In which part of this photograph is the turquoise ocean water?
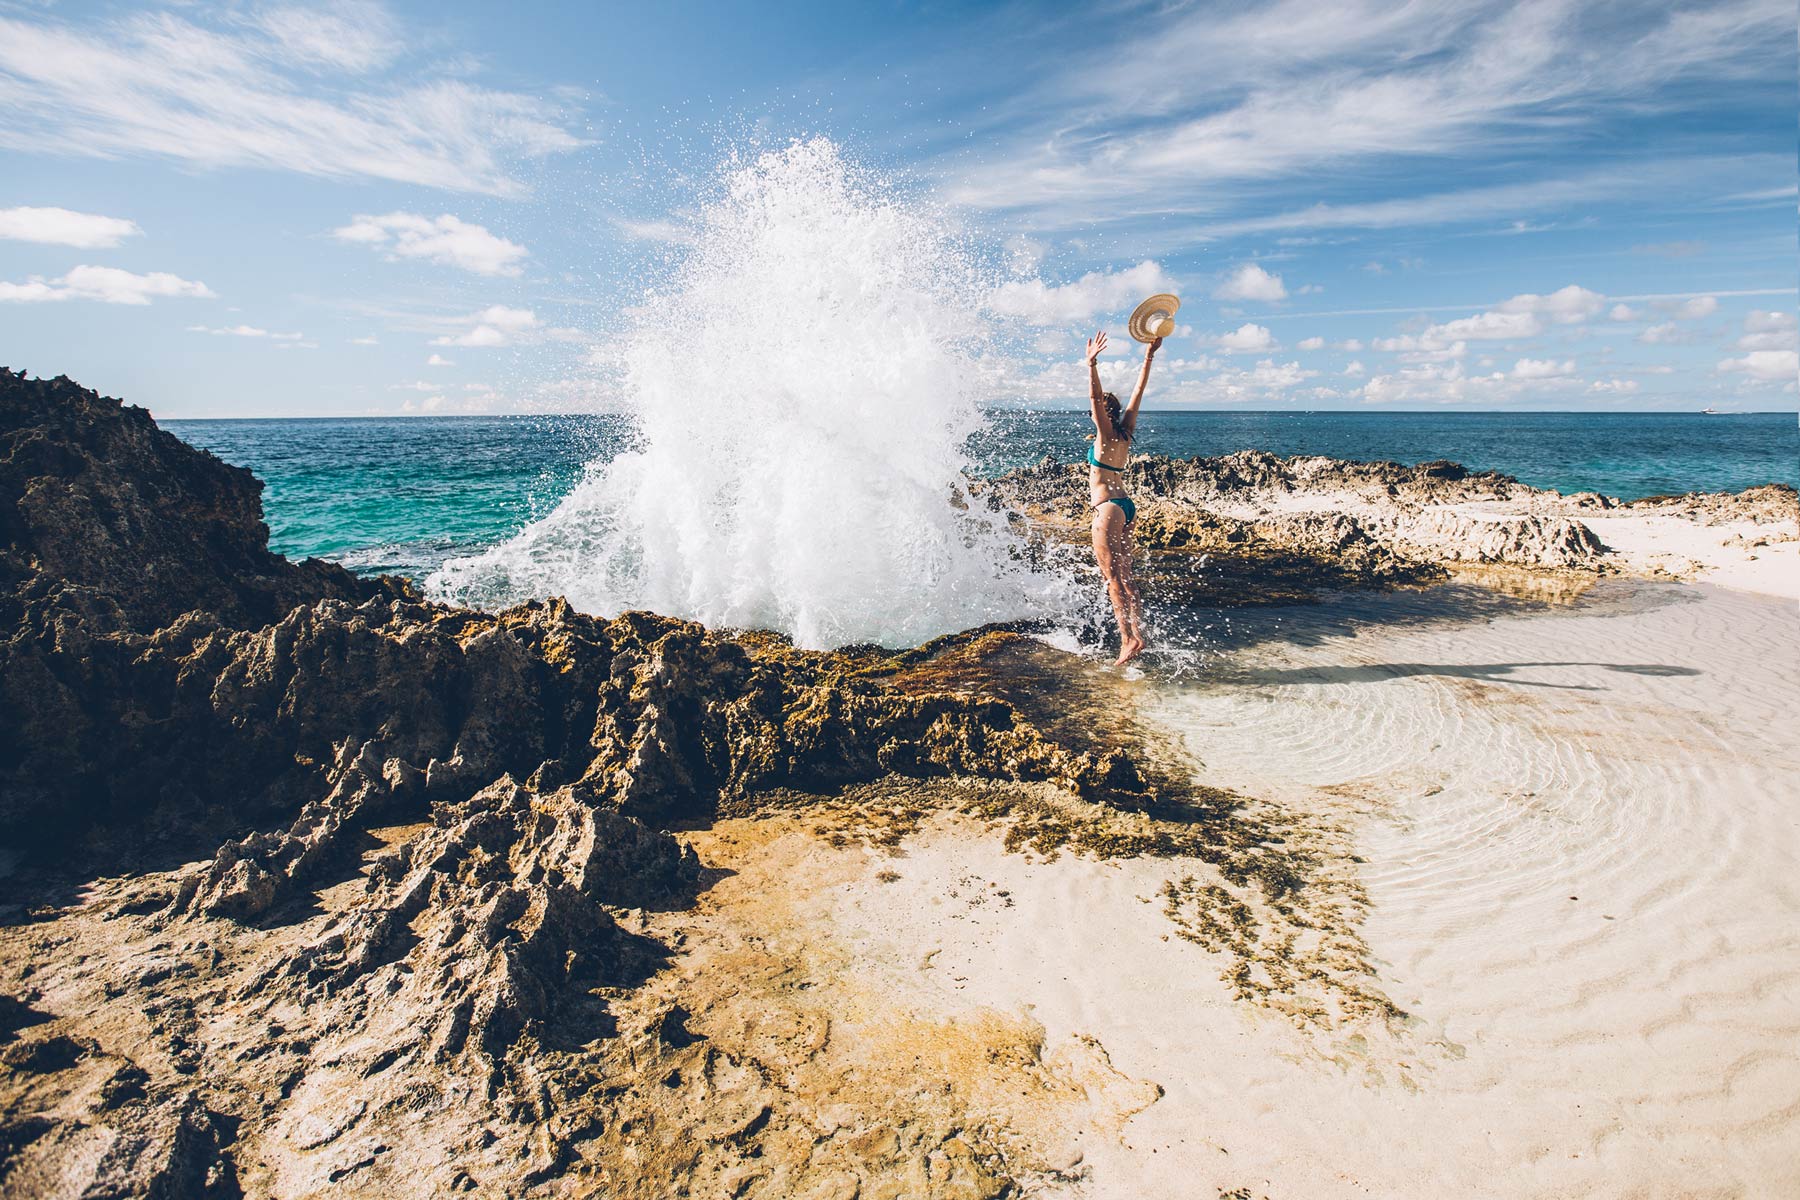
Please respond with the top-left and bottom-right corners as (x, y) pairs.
(165, 411), (1798, 581)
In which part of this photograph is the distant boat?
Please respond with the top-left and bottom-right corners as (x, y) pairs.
(1700, 405), (1719, 414)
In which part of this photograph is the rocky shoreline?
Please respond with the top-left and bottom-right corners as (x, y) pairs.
(2, 368), (1792, 1198)
(982, 448), (1796, 605)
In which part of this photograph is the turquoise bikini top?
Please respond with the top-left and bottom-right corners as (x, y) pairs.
(1086, 443), (1128, 472)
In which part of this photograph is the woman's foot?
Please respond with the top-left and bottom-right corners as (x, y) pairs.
(1114, 635), (1145, 666)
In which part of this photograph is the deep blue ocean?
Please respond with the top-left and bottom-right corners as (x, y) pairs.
(165, 410), (1799, 581)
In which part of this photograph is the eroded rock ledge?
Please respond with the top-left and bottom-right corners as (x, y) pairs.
(983, 449), (1796, 602)
(1, 372), (1224, 1198)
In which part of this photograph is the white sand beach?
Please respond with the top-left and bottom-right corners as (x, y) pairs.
(1575, 511), (1799, 598)
(666, 579), (1800, 1198)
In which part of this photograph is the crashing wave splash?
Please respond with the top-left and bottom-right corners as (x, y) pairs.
(428, 137), (1076, 649)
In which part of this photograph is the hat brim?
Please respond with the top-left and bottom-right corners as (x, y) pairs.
(1128, 293), (1181, 343)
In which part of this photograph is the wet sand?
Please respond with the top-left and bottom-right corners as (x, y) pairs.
(672, 580), (1800, 1197)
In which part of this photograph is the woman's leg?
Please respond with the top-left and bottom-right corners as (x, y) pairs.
(1115, 521), (1147, 661)
(1092, 504), (1143, 664)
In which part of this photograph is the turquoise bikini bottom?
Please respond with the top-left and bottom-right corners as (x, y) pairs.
(1097, 496), (1136, 523)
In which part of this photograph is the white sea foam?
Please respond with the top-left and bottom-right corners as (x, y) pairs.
(428, 138), (1076, 648)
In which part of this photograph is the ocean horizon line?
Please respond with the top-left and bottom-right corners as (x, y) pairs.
(156, 407), (1800, 423)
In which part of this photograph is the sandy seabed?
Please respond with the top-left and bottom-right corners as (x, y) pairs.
(668, 580), (1800, 1199)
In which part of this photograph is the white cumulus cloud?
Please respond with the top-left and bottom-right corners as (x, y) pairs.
(1151, 358), (1316, 404)
(1297, 336), (1325, 350)
(1745, 309), (1797, 333)
(1361, 360), (1516, 405)
(430, 305), (538, 348)
(990, 261), (1176, 326)
(1436, 311), (1541, 340)
(1496, 284), (1605, 325)
(334, 212), (527, 276)
(0, 205), (140, 248)
(1374, 285), (1609, 358)
(1212, 263), (1287, 302)
(0, 264), (214, 305)
(1436, 311), (1541, 341)
(1737, 310), (1797, 351)
(1213, 323), (1276, 353)
(446, 326), (507, 348)
(1228, 360), (1311, 388)
(1716, 350), (1798, 383)
(1511, 358), (1574, 379)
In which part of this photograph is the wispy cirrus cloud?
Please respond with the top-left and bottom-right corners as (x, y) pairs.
(251, 1), (402, 74)
(944, 0), (1793, 233)
(0, 5), (585, 196)
(1178, 158), (1789, 242)
(0, 205), (141, 248)
(188, 323), (303, 339)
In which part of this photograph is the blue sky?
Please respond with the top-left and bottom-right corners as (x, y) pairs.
(0, 0), (1794, 417)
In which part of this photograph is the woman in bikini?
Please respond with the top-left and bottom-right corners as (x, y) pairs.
(1083, 329), (1159, 665)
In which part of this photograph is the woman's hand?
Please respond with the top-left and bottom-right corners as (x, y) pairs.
(1085, 331), (1108, 364)
(1146, 336), (1163, 357)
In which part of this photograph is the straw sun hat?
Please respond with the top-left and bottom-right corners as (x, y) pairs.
(1127, 293), (1180, 343)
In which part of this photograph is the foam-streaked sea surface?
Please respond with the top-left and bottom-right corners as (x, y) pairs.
(165, 410), (1797, 582)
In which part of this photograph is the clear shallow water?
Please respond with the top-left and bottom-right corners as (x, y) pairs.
(165, 414), (624, 578)
(165, 408), (1785, 586)
(165, 410), (1798, 582)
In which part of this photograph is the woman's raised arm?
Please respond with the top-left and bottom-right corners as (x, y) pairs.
(1123, 336), (1162, 433)
(1085, 330), (1109, 431)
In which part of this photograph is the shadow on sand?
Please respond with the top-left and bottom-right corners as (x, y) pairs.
(1229, 659), (1701, 691)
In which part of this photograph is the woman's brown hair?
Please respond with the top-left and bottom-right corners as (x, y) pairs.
(1101, 391), (1128, 441)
